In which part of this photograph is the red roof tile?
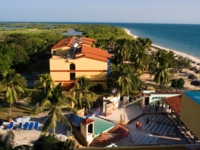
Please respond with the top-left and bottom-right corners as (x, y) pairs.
(84, 53), (108, 62)
(163, 96), (182, 116)
(82, 45), (111, 58)
(51, 38), (71, 50)
(83, 37), (96, 42)
(81, 118), (94, 125)
(51, 36), (110, 62)
(51, 36), (95, 50)
(79, 45), (111, 62)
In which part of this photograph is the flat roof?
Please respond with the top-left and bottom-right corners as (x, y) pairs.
(184, 91), (200, 105)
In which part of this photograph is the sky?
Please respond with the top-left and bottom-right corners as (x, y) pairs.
(1, 0), (200, 24)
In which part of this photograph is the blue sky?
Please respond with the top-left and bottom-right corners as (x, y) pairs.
(1, 0), (200, 24)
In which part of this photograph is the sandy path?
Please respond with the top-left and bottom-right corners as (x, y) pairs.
(140, 71), (200, 91)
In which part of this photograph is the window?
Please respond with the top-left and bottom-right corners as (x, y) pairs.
(70, 73), (75, 80)
(88, 123), (93, 134)
(70, 63), (76, 80)
(70, 63), (75, 70)
(52, 50), (56, 55)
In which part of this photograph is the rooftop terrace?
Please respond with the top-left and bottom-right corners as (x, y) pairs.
(184, 91), (200, 105)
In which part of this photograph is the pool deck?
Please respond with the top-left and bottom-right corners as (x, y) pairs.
(97, 105), (199, 147)
(99, 105), (143, 124)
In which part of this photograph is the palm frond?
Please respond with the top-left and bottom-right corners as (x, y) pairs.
(1, 130), (15, 150)
(14, 85), (25, 94)
(41, 112), (56, 135)
(56, 112), (72, 132)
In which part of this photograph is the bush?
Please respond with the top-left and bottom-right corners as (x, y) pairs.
(177, 78), (185, 88)
(171, 78), (185, 89)
(33, 134), (75, 150)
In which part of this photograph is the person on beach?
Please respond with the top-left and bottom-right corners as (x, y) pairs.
(139, 122), (143, 130)
(146, 117), (149, 124)
(136, 120), (139, 129)
(123, 131), (128, 138)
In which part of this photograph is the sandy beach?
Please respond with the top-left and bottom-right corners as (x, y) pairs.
(124, 28), (200, 64)
(124, 28), (200, 91)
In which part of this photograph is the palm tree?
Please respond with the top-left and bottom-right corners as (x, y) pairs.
(0, 69), (16, 85)
(136, 37), (152, 51)
(110, 64), (141, 95)
(114, 39), (132, 64)
(131, 49), (150, 74)
(153, 49), (175, 87)
(93, 39), (107, 49)
(5, 83), (25, 118)
(0, 130), (15, 150)
(0, 69), (26, 119)
(32, 84), (76, 135)
(34, 73), (54, 94)
(70, 76), (95, 111)
(154, 66), (171, 87)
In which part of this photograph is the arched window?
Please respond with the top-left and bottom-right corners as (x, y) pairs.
(70, 63), (75, 70)
(70, 63), (76, 80)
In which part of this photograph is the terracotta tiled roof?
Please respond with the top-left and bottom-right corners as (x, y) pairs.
(82, 45), (111, 58)
(82, 40), (94, 45)
(51, 36), (95, 50)
(83, 37), (96, 42)
(81, 118), (94, 125)
(154, 90), (182, 94)
(84, 53), (108, 62)
(79, 45), (111, 62)
(51, 38), (71, 50)
(163, 96), (182, 116)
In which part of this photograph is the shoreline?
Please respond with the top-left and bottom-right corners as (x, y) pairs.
(124, 28), (200, 64)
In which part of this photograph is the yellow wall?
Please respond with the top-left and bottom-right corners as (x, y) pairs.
(180, 93), (200, 139)
(50, 57), (108, 89)
(50, 57), (107, 71)
(52, 46), (70, 56)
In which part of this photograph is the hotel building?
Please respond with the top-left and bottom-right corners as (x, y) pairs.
(50, 36), (111, 90)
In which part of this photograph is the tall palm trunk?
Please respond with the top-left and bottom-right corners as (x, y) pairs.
(53, 128), (56, 135)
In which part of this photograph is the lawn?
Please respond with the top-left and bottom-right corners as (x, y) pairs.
(0, 103), (32, 121)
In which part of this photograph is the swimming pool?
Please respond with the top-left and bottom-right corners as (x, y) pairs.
(91, 117), (115, 136)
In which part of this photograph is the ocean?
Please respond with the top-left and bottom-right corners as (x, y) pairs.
(1, 22), (200, 59)
(101, 23), (200, 59)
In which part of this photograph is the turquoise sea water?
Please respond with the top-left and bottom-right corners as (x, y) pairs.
(1, 22), (200, 59)
(108, 23), (200, 59)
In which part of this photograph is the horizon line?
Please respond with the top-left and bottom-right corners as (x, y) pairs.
(0, 21), (200, 25)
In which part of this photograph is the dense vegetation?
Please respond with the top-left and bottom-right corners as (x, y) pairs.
(0, 23), (192, 149)
(0, 23), (131, 75)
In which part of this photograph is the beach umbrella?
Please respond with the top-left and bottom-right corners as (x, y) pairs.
(190, 80), (200, 88)
(190, 67), (196, 71)
(188, 74), (198, 80)
(195, 70), (200, 74)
